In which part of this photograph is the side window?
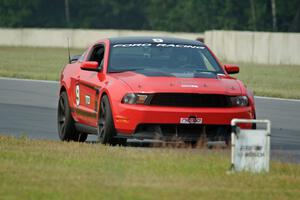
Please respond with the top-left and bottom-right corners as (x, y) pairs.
(78, 50), (87, 62)
(199, 48), (223, 72)
(201, 54), (215, 71)
(88, 44), (105, 68)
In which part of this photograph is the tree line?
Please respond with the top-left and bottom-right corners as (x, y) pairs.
(0, 0), (299, 32)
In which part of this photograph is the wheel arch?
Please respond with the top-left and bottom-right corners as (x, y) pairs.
(59, 83), (72, 106)
(58, 84), (76, 120)
(59, 85), (67, 94)
(97, 90), (116, 120)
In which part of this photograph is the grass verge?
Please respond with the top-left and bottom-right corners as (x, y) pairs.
(0, 135), (300, 200)
(0, 46), (82, 80)
(0, 46), (299, 99)
(234, 63), (300, 99)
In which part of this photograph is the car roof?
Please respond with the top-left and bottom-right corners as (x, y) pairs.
(108, 36), (204, 46)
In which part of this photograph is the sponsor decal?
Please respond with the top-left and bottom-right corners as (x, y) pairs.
(113, 43), (205, 49)
(180, 116), (202, 124)
(152, 38), (164, 43)
(181, 84), (199, 88)
(75, 85), (80, 106)
(85, 95), (91, 105)
(238, 145), (265, 157)
(113, 43), (152, 48)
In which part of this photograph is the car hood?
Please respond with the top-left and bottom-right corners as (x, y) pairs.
(110, 72), (242, 95)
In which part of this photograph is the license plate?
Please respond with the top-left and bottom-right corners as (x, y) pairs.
(180, 117), (202, 124)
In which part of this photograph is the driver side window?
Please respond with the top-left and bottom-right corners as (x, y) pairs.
(88, 44), (105, 69)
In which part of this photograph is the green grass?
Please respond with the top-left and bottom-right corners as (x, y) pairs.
(0, 46), (82, 80)
(0, 46), (299, 99)
(0, 136), (300, 200)
(234, 63), (300, 99)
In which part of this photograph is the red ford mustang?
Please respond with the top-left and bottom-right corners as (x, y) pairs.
(57, 37), (255, 145)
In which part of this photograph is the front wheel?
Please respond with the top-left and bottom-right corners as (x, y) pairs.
(98, 95), (117, 145)
(97, 95), (126, 145)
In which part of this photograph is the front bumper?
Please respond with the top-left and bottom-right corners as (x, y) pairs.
(113, 102), (254, 135)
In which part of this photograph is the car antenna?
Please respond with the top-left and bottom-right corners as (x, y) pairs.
(67, 37), (71, 64)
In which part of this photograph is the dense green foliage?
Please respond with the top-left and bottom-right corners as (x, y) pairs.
(0, 0), (299, 32)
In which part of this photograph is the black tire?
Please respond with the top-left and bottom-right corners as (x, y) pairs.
(98, 95), (126, 145)
(57, 91), (87, 142)
(252, 112), (257, 129)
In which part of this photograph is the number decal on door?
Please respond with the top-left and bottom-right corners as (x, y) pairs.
(75, 85), (80, 106)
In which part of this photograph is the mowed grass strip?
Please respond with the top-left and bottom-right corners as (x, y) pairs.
(0, 46), (300, 99)
(0, 136), (299, 200)
(234, 63), (300, 99)
(0, 46), (82, 80)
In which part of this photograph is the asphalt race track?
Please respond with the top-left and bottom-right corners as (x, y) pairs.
(0, 77), (300, 163)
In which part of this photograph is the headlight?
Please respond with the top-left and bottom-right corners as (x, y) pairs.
(121, 93), (148, 104)
(230, 96), (249, 107)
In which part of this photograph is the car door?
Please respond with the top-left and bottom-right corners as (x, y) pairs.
(75, 43), (106, 127)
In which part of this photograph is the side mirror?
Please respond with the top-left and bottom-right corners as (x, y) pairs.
(224, 64), (239, 74)
(80, 61), (99, 71)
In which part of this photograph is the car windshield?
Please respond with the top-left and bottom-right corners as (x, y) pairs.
(108, 43), (224, 78)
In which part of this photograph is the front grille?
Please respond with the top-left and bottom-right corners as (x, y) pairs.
(148, 93), (230, 107)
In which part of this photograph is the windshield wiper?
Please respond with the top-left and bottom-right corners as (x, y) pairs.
(195, 70), (226, 75)
(195, 70), (217, 74)
(109, 68), (142, 73)
(193, 70), (222, 78)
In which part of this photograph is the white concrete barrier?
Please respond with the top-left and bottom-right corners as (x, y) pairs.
(0, 28), (203, 49)
(2, 28), (298, 65)
(204, 30), (300, 65)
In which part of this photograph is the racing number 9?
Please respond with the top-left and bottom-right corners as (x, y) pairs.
(75, 85), (80, 106)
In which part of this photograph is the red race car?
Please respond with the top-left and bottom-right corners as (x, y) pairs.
(57, 37), (255, 145)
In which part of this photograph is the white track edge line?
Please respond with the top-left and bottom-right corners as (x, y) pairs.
(254, 96), (300, 102)
(0, 77), (58, 83)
